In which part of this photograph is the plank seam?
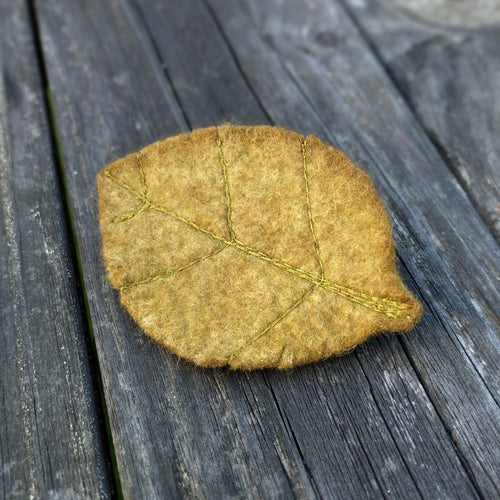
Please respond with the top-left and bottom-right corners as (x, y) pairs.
(396, 257), (489, 499)
(200, 0), (274, 123)
(262, 376), (324, 499)
(26, 1), (121, 497)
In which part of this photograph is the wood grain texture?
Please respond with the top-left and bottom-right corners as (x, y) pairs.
(202, 0), (500, 495)
(341, 0), (500, 240)
(33, 0), (498, 498)
(0, 2), (112, 498)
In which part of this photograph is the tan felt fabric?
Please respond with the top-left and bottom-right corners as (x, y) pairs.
(97, 124), (423, 370)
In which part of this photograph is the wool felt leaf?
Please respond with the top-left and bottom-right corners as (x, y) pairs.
(97, 124), (423, 370)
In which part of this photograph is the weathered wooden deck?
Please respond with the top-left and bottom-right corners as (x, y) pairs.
(1, 0), (499, 498)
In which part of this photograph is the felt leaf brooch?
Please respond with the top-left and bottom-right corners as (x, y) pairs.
(97, 124), (423, 369)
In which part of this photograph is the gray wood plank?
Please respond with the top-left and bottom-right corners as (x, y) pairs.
(35, 0), (493, 498)
(199, 0), (500, 495)
(0, 2), (113, 498)
(341, 0), (500, 240)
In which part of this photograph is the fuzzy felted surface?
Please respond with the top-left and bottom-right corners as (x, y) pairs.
(97, 124), (423, 370)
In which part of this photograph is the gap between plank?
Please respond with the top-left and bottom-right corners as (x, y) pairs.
(395, 257), (492, 499)
(200, 0), (274, 124)
(354, 354), (426, 498)
(124, 0), (192, 130)
(262, 377), (325, 499)
(26, 1), (122, 497)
